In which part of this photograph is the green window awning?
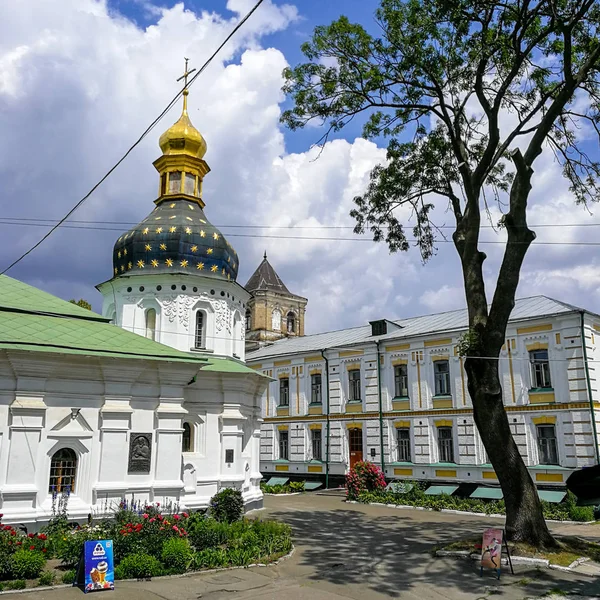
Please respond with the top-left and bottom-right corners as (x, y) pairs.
(538, 490), (566, 503)
(265, 477), (289, 486)
(425, 485), (458, 496)
(470, 487), (503, 500)
(304, 481), (323, 491)
(386, 482), (414, 494)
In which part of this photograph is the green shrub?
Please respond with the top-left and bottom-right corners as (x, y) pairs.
(288, 481), (305, 493)
(161, 537), (192, 574)
(210, 489), (244, 523)
(37, 571), (55, 586)
(189, 517), (230, 550)
(115, 553), (163, 579)
(55, 528), (97, 567)
(569, 505), (595, 522)
(193, 548), (229, 570)
(10, 549), (46, 579)
(61, 569), (76, 584)
(4, 579), (26, 590)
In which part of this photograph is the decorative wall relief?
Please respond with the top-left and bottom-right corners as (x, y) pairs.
(178, 296), (195, 331)
(215, 301), (231, 334)
(128, 433), (152, 473)
(161, 296), (178, 324)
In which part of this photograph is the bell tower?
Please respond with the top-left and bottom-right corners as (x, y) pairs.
(244, 252), (307, 352)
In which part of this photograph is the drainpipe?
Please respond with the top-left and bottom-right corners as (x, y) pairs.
(580, 311), (600, 464)
(321, 349), (331, 488)
(376, 341), (385, 475)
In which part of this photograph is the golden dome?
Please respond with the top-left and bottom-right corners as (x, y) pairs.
(158, 90), (207, 159)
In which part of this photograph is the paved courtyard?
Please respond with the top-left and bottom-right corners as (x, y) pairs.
(6, 492), (600, 599)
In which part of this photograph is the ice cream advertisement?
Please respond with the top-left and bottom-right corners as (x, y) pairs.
(82, 540), (115, 593)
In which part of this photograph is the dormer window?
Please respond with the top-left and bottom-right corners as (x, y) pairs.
(169, 171), (182, 194)
(184, 173), (196, 196)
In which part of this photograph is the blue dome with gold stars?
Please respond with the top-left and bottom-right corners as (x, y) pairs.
(111, 64), (238, 282)
(112, 199), (238, 281)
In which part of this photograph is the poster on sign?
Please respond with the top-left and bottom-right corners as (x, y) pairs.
(481, 528), (503, 569)
(78, 540), (115, 593)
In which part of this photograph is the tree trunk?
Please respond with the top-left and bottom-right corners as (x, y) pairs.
(464, 355), (557, 547)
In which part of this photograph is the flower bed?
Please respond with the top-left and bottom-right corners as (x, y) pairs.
(0, 489), (293, 590)
(353, 482), (596, 522)
(260, 481), (305, 495)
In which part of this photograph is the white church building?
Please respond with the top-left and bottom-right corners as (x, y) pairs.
(0, 82), (268, 526)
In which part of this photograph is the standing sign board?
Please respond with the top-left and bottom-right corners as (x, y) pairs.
(76, 540), (115, 593)
(480, 528), (513, 579)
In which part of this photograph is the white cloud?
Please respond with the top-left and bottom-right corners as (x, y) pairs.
(419, 285), (465, 313)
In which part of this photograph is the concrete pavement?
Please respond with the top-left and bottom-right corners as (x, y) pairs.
(5, 492), (600, 599)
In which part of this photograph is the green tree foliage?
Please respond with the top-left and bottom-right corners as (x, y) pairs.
(69, 299), (92, 311)
(282, 0), (600, 547)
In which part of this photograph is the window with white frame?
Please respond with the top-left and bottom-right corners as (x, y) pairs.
(311, 429), (322, 461)
(530, 350), (552, 389)
(279, 430), (289, 460)
(311, 373), (322, 404)
(394, 364), (409, 397)
(397, 428), (411, 462)
(348, 369), (361, 401)
(537, 425), (559, 465)
(279, 377), (290, 406)
(434, 360), (451, 396)
(145, 308), (156, 341)
(49, 448), (78, 494)
(182, 422), (193, 453)
(194, 311), (205, 349)
(437, 426), (455, 463)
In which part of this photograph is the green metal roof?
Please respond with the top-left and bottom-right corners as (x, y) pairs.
(304, 481), (323, 490)
(265, 477), (289, 486)
(0, 275), (108, 321)
(425, 485), (458, 496)
(199, 356), (270, 376)
(538, 490), (566, 503)
(470, 487), (504, 500)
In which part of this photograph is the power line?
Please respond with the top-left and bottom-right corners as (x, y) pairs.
(0, 0), (265, 276)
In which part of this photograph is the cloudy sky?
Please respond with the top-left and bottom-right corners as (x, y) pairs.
(1, 0), (600, 334)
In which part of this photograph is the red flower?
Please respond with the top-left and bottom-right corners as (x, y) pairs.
(28, 533), (34, 538)
(10, 531), (16, 536)
(16, 541), (21, 545)
(159, 527), (164, 531)
(42, 548), (47, 553)
(156, 502), (160, 507)
(0, 514), (3, 518)
(157, 515), (163, 522)
(37, 534), (47, 540)
(172, 525), (179, 532)
(29, 545), (35, 550)
(142, 513), (149, 519)
(149, 518), (155, 523)
(182, 512), (189, 518)
(173, 514), (180, 521)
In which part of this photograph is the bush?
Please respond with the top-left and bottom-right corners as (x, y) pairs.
(10, 549), (46, 580)
(4, 579), (26, 590)
(345, 462), (386, 500)
(161, 537), (192, 573)
(114, 553), (163, 580)
(55, 528), (98, 567)
(568, 505), (595, 522)
(210, 489), (244, 523)
(288, 481), (305, 493)
(188, 517), (230, 550)
(61, 569), (76, 584)
(193, 548), (229, 570)
(37, 571), (55, 586)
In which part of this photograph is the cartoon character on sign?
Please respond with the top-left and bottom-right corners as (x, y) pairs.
(482, 538), (500, 567)
(481, 528), (503, 570)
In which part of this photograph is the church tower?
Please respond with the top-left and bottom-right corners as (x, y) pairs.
(97, 61), (248, 360)
(244, 252), (308, 352)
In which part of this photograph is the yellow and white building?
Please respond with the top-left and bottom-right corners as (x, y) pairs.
(246, 296), (600, 493)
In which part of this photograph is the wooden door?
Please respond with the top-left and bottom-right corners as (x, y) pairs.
(349, 428), (363, 469)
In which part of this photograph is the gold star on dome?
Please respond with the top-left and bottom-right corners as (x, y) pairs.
(186, 216), (193, 221)
(156, 227), (163, 233)
(151, 259), (159, 268)
(227, 256), (231, 263)
(117, 237), (123, 243)
(188, 205), (195, 211)
(160, 243), (167, 250)
(213, 232), (219, 240)
(166, 258), (173, 267)
(185, 227), (192, 234)
(117, 251), (121, 259)
(142, 227), (149, 235)
(197, 262), (204, 270)
(127, 261), (132, 270)
(169, 215), (176, 220)
(180, 259), (188, 267)
(200, 230), (206, 237)
(207, 248), (213, 255)
(155, 217), (162, 220)
(169, 226), (177, 233)
(120, 265), (125, 273)
(123, 248), (128, 256)
(113, 267), (117, 275)
(227, 273), (231, 280)
(191, 245), (198, 253)
(170, 203), (176, 208)
(211, 265), (218, 272)
(145, 244), (152, 251)
(137, 260), (145, 268)
(199, 219), (206, 224)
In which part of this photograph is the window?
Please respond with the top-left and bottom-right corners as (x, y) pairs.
(182, 423), (193, 452)
(286, 312), (295, 333)
(397, 428), (411, 462)
(311, 429), (322, 461)
(145, 308), (156, 341)
(272, 309), (281, 331)
(184, 173), (195, 196)
(311, 373), (322, 404)
(49, 448), (77, 494)
(279, 431), (289, 460)
(160, 173), (167, 196)
(245, 309), (252, 332)
(195, 311), (205, 349)
(437, 427), (455, 463)
(530, 350), (552, 389)
(434, 360), (451, 396)
(537, 425), (559, 465)
(348, 369), (361, 401)
(279, 377), (290, 406)
(394, 364), (409, 397)
(168, 171), (182, 194)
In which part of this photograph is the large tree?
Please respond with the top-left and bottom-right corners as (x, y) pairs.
(281, 0), (600, 546)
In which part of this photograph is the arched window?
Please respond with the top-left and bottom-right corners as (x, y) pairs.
(286, 311), (295, 334)
(245, 309), (252, 332)
(272, 309), (281, 332)
(182, 423), (193, 453)
(49, 448), (77, 494)
(195, 311), (205, 349)
(145, 309), (156, 341)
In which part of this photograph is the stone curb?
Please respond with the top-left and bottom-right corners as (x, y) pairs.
(0, 546), (296, 595)
(263, 492), (303, 497)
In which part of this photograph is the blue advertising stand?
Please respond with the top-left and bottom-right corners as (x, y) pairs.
(75, 540), (115, 593)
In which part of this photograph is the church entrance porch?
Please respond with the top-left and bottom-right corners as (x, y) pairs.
(348, 428), (363, 470)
